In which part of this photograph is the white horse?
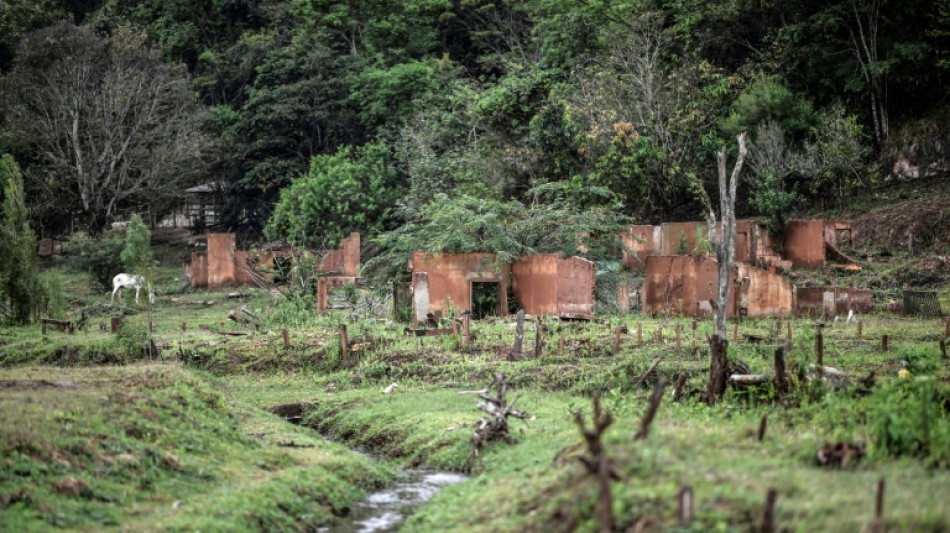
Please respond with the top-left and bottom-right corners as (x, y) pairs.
(111, 274), (154, 305)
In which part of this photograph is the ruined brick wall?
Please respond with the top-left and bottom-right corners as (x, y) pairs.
(621, 225), (662, 271)
(556, 256), (596, 318)
(795, 287), (873, 316)
(783, 220), (827, 268)
(206, 233), (237, 287)
(645, 256), (792, 317)
(409, 252), (508, 322)
(190, 253), (208, 288)
(511, 254), (560, 315)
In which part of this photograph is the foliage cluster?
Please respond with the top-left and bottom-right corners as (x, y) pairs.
(66, 234), (125, 291)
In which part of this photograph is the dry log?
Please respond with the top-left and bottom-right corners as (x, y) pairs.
(227, 310), (249, 325)
(728, 374), (771, 387)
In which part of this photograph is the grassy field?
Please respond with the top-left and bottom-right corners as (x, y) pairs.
(2, 260), (949, 532)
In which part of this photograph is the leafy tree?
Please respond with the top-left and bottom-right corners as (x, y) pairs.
(265, 142), (400, 248)
(2, 24), (212, 233)
(365, 183), (629, 284)
(0, 154), (39, 324)
(121, 215), (153, 274)
(720, 77), (817, 142)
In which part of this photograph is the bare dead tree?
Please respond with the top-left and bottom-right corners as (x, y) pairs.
(2, 24), (212, 232)
(574, 396), (624, 533)
(706, 133), (747, 405)
(471, 373), (528, 454)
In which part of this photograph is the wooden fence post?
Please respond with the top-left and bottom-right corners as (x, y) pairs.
(675, 323), (681, 348)
(677, 486), (693, 525)
(637, 323), (643, 348)
(282, 328), (290, 349)
(613, 326), (623, 355)
(882, 334), (888, 352)
(339, 324), (349, 365)
(815, 324), (824, 369)
(558, 332), (565, 356)
(461, 312), (471, 350)
(41, 319), (47, 335)
(534, 316), (543, 359)
(111, 317), (122, 333)
(857, 320), (863, 339)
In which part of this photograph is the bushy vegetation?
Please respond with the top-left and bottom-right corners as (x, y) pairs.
(66, 234), (124, 290)
(1, 0), (947, 243)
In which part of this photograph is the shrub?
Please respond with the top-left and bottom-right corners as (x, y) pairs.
(867, 379), (950, 467)
(67, 234), (124, 290)
(121, 214), (153, 273)
(36, 271), (67, 319)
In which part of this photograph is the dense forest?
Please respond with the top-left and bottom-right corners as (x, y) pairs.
(1, 0), (948, 252)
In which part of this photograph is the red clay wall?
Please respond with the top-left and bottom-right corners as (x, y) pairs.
(795, 287), (873, 316)
(621, 225), (662, 270)
(341, 232), (360, 277)
(660, 222), (704, 255)
(783, 220), (827, 268)
(409, 252), (508, 321)
(511, 254), (560, 315)
(206, 233), (236, 287)
(190, 253), (208, 288)
(735, 263), (794, 317)
(645, 256), (792, 317)
(556, 256), (596, 318)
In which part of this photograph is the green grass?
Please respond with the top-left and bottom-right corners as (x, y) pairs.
(0, 364), (392, 532)
(3, 260), (950, 531)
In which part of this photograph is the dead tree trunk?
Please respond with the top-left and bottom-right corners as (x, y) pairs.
(471, 373), (528, 453)
(706, 133), (747, 405)
(574, 396), (622, 533)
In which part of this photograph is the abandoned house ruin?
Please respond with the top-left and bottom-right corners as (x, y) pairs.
(408, 252), (596, 323)
(628, 219), (869, 318)
(186, 232), (362, 312)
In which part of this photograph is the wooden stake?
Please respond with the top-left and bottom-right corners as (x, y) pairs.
(512, 310), (525, 359)
(41, 319), (47, 335)
(613, 326), (623, 355)
(182, 322), (187, 332)
(875, 477), (885, 522)
(940, 339), (947, 359)
(637, 323), (642, 348)
(339, 324), (349, 365)
(677, 486), (694, 525)
(534, 316), (543, 359)
(761, 488), (777, 533)
(111, 317), (122, 333)
(461, 313), (471, 350)
(635, 375), (667, 440)
(867, 477), (886, 533)
(882, 334), (888, 352)
(282, 328), (290, 349)
(148, 318), (153, 333)
(858, 320), (863, 339)
(815, 324), (824, 369)
(733, 322), (738, 342)
(675, 323), (681, 348)
(757, 413), (768, 442)
(558, 332), (565, 356)
(657, 326), (663, 345)
(774, 346), (787, 401)
(945, 317), (949, 338)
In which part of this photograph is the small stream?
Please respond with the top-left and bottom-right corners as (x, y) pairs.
(320, 469), (468, 533)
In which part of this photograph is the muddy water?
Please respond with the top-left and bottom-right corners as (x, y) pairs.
(321, 470), (468, 533)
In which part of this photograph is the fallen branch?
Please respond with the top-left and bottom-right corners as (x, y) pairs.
(634, 354), (666, 389)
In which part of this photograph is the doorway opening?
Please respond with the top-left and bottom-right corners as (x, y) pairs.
(471, 282), (500, 319)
